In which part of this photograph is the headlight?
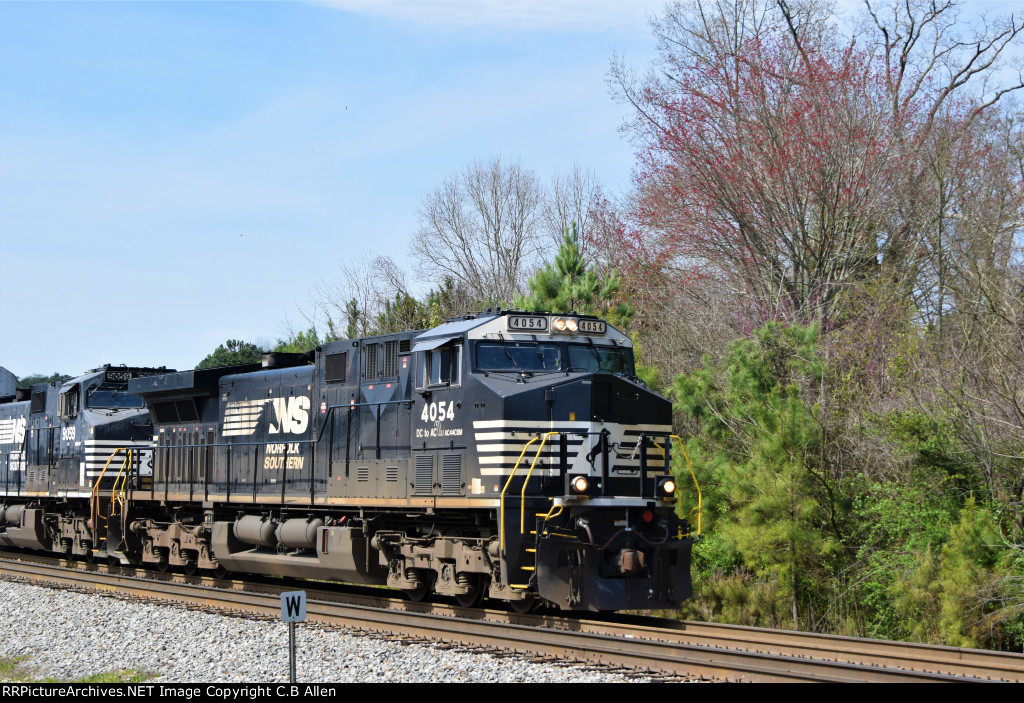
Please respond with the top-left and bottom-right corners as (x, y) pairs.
(551, 317), (581, 334)
(571, 475), (589, 493)
(657, 477), (677, 498)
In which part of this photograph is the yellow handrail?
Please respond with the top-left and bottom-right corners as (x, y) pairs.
(109, 448), (133, 520)
(652, 439), (666, 460)
(539, 503), (564, 522)
(499, 436), (539, 554)
(498, 431), (559, 554)
(518, 432), (559, 534)
(669, 435), (702, 536)
(90, 447), (127, 532)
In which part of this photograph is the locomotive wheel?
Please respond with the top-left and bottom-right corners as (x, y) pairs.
(156, 554), (170, 573)
(509, 594), (536, 614)
(212, 564), (229, 580)
(60, 541), (74, 567)
(183, 561), (198, 577)
(454, 575), (487, 608)
(404, 580), (433, 603)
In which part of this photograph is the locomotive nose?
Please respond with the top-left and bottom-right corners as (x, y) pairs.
(542, 373), (671, 427)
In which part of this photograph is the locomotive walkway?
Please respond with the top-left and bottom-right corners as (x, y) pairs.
(1, 552), (1022, 683)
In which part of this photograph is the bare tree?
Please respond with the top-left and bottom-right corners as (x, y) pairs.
(411, 156), (545, 305)
(915, 114), (1024, 520)
(309, 251), (412, 339)
(542, 161), (601, 257)
(861, 0), (1024, 123)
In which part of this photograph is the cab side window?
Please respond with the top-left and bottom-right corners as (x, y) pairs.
(58, 386), (79, 420)
(425, 344), (462, 387)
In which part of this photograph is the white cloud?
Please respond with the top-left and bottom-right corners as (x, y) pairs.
(310, 0), (665, 32)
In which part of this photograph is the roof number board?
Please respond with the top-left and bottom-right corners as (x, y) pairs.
(507, 315), (548, 332)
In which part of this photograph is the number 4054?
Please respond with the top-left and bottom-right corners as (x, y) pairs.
(420, 401), (455, 422)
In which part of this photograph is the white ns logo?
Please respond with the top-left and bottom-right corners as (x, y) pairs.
(12, 418), (26, 444)
(269, 397), (310, 434)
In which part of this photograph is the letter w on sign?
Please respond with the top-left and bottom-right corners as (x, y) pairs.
(281, 591), (306, 622)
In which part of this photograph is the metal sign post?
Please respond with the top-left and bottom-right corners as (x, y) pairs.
(281, 591), (307, 683)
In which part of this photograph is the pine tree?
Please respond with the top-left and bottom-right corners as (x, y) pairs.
(273, 328), (332, 354)
(516, 223), (633, 328)
(674, 324), (841, 630)
(344, 299), (360, 340)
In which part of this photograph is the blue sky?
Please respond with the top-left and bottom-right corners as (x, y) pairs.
(0, 0), (669, 377)
(1, 0), (1020, 378)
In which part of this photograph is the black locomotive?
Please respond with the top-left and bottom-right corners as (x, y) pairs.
(0, 311), (698, 612)
(0, 364), (168, 558)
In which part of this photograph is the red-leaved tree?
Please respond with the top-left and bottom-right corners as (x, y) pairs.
(611, 0), (1024, 330)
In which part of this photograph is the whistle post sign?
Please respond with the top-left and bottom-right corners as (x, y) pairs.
(282, 591), (306, 622)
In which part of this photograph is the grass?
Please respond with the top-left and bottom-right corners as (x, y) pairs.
(0, 655), (27, 680)
(0, 655), (151, 683)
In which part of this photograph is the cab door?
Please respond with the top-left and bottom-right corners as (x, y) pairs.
(411, 341), (465, 498)
(56, 385), (80, 492)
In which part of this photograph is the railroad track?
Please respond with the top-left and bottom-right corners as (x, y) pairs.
(1, 553), (1022, 683)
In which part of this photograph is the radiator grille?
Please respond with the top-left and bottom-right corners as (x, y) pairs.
(363, 343), (379, 379)
(382, 340), (398, 377)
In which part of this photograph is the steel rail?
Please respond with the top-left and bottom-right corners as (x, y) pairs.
(585, 617), (1024, 681)
(1, 556), (1020, 682)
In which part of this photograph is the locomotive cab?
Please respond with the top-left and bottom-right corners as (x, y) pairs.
(401, 311), (695, 610)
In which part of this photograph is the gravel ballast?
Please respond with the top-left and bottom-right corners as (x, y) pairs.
(0, 580), (647, 683)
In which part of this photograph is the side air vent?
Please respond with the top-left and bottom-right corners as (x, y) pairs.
(441, 453), (462, 495)
(414, 454), (433, 495)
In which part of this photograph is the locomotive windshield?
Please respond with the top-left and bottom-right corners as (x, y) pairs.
(476, 341), (561, 372)
(475, 341), (634, 374)
(86, 385), (144, 409)
(567, 344), (634, 375)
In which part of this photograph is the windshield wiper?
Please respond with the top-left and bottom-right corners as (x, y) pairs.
(497, 333), (526, 381)
(585, 337), (603, 365)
